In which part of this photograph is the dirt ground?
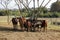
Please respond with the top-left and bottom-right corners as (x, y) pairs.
(0, 17), (60, 40)
(0, 29), (60, 40)
(0, 22), (60, 40)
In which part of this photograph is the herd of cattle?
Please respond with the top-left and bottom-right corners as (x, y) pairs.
(11, 16), (47, 32)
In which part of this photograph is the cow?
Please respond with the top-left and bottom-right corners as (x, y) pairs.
(26, 19), (32, 31)
(40, 20), (47, 32)
(17, 16), (26, 31)
(31, 20), (47, 32)
(31, 20), (42, 31)
(12, 18), (18, 30)
(18, 16), (32, 32)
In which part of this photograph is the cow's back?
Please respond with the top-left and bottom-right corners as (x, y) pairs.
(12, 18), (18, 25)
(41, 20), (47, 27)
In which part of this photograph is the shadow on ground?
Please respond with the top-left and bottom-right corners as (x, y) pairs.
(0, 26), (23, 32)
(0, 26), (39, 32)
(0, 26), (60, 32)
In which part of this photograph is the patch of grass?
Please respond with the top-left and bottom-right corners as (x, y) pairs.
(48, 25), (60, 30)
(0, 22), (12, 27)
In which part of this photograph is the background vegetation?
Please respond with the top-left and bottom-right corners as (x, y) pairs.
(0, 1), (60, 18)
(0, 9), (60, 18)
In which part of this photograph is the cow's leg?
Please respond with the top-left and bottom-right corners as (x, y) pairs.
(45, 24), (47, 32)
(27, 27), (29, 32)
(21, 26), (23, 31)
(45, 26), (47, 32)
(40, 27), (42, 32)
(20, 24), (24, 31)
(28, 27), (30, 32)
(33, 26), (35, 31)
(43, 27), (45, 32)
(37, 25), (41, 32)
(30, 26), (32, 32)
(40, 25), (42, 32)
(21, 26), (24, 31)
(27, 21), (32, 32)
(31, 25), (34, 31)
(38, 26), (40, 32)
(30, 26), (32, 31)
(13, 24), (17, 30)
(27, 27), (30, 32)
(43, 25), (47, 32)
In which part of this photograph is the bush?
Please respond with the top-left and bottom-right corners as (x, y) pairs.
(0, 11), (6, 16)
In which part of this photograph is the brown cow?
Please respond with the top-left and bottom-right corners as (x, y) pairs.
(31, 20), (42, 31)
(40, 20), (47, 32)
(12, 18), (18, 30)
(18, 16), (32, 32)
(17, 17), (25, 31)
(26, 19), (32, 31)
(32, 20), (47, 32)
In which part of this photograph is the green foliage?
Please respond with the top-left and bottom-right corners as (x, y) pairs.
(38, 12), (60, 18)
(40, 7), (48, 13)
(48, 12), (60, 18)
(50, 1), (60, 12)
(8, 10), (20, 16)
(0, 10), (7, 16)
(0, 8), (60, 18)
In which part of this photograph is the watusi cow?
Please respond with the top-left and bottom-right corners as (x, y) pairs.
(12, 18), (18, 30)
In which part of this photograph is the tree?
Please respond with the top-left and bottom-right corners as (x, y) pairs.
(14, 0), (51, 18)
(50, 1), (60, 24)
(39, 7), (48, 13)
(50, 1), (60, 12)
(0, 0), (12, 24)
(14, 0), (32, 16)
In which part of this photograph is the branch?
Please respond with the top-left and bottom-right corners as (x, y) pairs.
(0, 0), (2, 3)
(28, 0), (32, 5)
(7, 0), (12, 5)
(19, 0), (29, 11)
(40, 0), (45, 8)
(14, 0), (21, 12)
(0, 2), (5, 8)
(37, 0), (39, 7)
(44, 0), (51, 7)
(0, 0), (12, 8)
